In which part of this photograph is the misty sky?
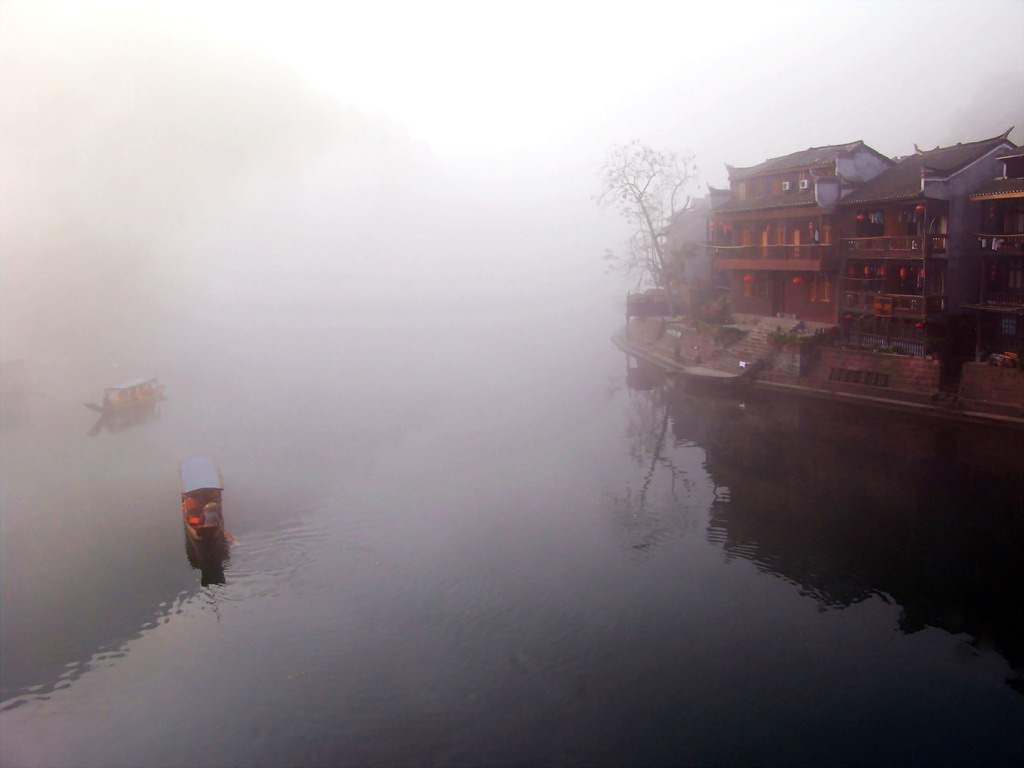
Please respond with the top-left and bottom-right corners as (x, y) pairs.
(5, 1), (1024, 178)
(187, 0), (1024, 174)
(2, 0), (1023, 358)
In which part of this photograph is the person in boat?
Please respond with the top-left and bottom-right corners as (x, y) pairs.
(202, 502), (223, 530)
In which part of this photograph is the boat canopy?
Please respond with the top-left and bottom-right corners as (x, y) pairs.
(180, 457), (223, 494)
(107, 376), (159, 392)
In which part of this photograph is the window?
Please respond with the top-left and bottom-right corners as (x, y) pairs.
(742, 277), (765, 298)
(811, 275), (831, 303)
(1009, 259), (1024, 290)
(1001, 315), (1018, 336)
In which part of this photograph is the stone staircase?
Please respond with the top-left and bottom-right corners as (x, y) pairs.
(707, 321), (775, 374)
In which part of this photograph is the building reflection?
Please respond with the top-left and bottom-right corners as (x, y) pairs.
(623, 361), (1024, 686)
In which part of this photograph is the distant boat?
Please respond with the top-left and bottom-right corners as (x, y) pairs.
(84, 376), (165, 415)
(180, 457), (226, 543)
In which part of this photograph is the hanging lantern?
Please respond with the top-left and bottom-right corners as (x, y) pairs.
(843, 314), (855, 321)
(879, 266), (887, 276)
(915, 204), (926, 212)
(856, 213), (866, 222)
(899, 267), (908, 278)
(915, 322), (926, 329)
(792, 276), (804, 285)
(864, 266), (871, 276)
(743, 274), (755, 283)
(920, 269), (926, 278)
(723, 224), (732, 233)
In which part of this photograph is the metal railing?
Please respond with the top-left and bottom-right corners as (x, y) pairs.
(707, 243), (835, 261)
(841, 235), (947, 254)
(842, 291), (946, 317)
(975, 233), (1024, 252)
(841, 317), (930, 356)
(983, 292), (1024, 306)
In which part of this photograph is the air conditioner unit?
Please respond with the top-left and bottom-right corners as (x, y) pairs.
(799, 179), (810, 190)
(781, 181), (792, 191)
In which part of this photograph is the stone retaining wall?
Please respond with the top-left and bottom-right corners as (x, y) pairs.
(629, 318), (717, 364)
(957, 363), (1024, 414)
(806, 348), (942, 395)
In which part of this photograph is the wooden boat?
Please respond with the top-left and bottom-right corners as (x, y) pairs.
(85, 376), (165, 415)
(180, 457), (225, 543)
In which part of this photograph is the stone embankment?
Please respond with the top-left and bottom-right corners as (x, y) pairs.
(615, 315), (1024, 428)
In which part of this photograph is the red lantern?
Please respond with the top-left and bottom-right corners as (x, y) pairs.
(792, 276), (804, 285)
(723, 224), (732, 233)
(920, 269), (926, 278)
(856, 213), (866, 221)
(915, 204), (926, 212)
(864, 266), (871, 276)
(899, 267), (907, 278)
(743, 274), (755, 283)
(915, 322), (926, 329)
(879, 266), (887, 276)
(843, 314), (854, 321)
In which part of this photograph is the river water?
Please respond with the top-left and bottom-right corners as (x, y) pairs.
(2, 195), (1023, 767)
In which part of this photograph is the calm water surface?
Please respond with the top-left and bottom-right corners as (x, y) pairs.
(2, 246), (1022, 767)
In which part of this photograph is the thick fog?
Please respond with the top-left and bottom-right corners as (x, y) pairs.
(3, 0), (1023, 375)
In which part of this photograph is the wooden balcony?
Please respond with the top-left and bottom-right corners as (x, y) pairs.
(841, 235), (947, 256)
(975, 233), (1024, 254)
(709, 243), (837, 272)
(842, 291), (947, 318)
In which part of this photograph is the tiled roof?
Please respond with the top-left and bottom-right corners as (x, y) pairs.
(971, 176), (1024, 199)
(714, 189), (818, 214)
(727, 141), (875, 180)
(842, 133), (1016, 205)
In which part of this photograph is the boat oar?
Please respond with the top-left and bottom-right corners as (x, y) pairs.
(86, 415), (107, 437)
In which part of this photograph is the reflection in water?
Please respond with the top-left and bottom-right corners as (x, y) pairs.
(184, 532), (230, 587)
(624, 362), (1024, 690)
(85, 400), (161, 436)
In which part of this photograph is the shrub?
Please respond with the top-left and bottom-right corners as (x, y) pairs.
(766, 326), (801, 351)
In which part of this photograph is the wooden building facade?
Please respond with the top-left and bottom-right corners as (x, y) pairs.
(708, 141), (892, 325)
(835, 132), (1014, 355)
(964, 147), (1024, 359)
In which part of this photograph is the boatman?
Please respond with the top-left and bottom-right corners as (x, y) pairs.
(202, 502), (223, 530)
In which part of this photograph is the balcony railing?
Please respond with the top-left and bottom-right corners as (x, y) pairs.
(842, 291), (946, 317)
(975, 233), (1024, 253)
(841, 235), (947, 255)
(982, 291), (1024, 306)
(709, 243), (834, 259)
(709, 243), (837, 271)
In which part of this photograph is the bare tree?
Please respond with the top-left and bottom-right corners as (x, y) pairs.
(597, 141), (698, 314)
